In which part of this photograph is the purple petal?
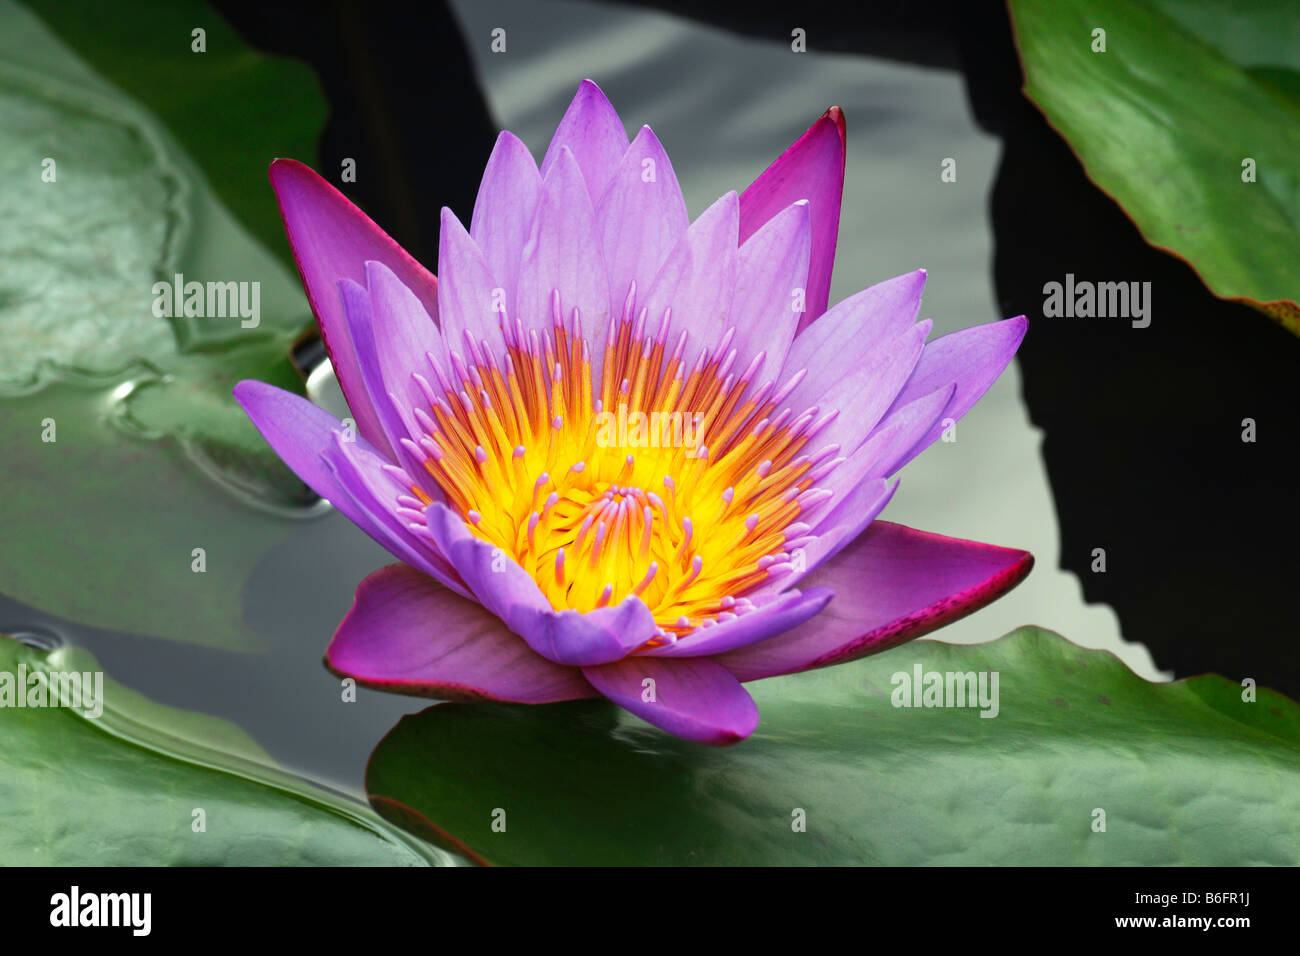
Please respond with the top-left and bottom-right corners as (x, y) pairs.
(812, 384), (955, 512)
(582, 656), (759, 745)
(233, 381), (466, 596)
(421, 502), (548, 627)
(423, 504), (656, 666)
(268, 159), (438, 457)
(541, 79), (629, 201)
(361, 260), (452, 388)
(596, 125), (689, 317)
(638, 588), (831, 658)
(785, 320), (932, 460)
(512, 600), (661, 669)
(323, 433), (467, 596)
(339, 267), (445, 497)
(516, 146), (613, 353)
(437, 207), (508, 356)
(854, 383), (958, 480)
(739, 107), (845, 330)
(783, 477), (898, 587)
(731, 200), (811, 390)
(470, 131), (543, 315)
(326, 564), (594, 703)
(714, 521), (1034, 682)
(234, 379), (364, 505)
(782, 269), (926, 386)
(639, 191), (739, 372)
(883, 316), (1029, 468)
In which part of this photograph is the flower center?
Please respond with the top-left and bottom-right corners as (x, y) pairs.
(405, 289), (839, 637)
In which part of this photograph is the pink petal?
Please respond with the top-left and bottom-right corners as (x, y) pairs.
(541, 79), (630, 201)
(582, 656), (759, 745)
(326, 564), (594, 703)
(268, 159), (438, 458)
(739, 107), (846, 330)
(781, 269), (927, 392)
(785, 320), (932, 460)
(714, 521), (1033, 681)
(437, 207), (508, 356)
(775, 477), (897, 590)
(423, 503), (657, 666)
(516, 146), (613, 353)
(812, 384), (955, 516)
(233, 380), (465, 596)
(339, 267), (446, 497)
(639, 191), (739, 372)
(852, 383), (958, 481)
(323, 433), (467, 596)
(883, 316), (1029, 468)
(596, 125), (689, 317)
(470, 131), (543, 317)
(638, 587), (831, 658)
(731, 200), (811, 389)
(420, 502), (550, 630)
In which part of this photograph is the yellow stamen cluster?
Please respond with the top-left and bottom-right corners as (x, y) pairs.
(407, 292), (834, 637)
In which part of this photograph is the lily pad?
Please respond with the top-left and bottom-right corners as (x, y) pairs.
(0, 634), (438, 865)
(366, 626), (1300, 865)
(0, 1), (326, 649)
(23, 0), (327, 268)
(1007, 0), (1300, 333)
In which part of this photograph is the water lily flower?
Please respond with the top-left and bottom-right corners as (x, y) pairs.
(236, 80), (1031, 745)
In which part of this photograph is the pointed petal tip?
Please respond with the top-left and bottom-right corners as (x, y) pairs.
(711, 188), (741, 218)
(824, 105), (846, 139)
(232, 377), (290, 414)
(573, 79), (617, 112)
(1002, 313), (1031, 345)
(267, 156), (328, 191)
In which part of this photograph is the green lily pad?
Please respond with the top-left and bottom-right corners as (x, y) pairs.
(0, 634), (439, 865)
(0, 375), (320, 654)
(1008, 0), (1300, 334)
(0, 1), (327, 650)
(366, 627), (1300, 865)
(23, 0), (327, 269)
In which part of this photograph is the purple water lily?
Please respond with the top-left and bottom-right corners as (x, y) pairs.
(236, 80), (1032, 745)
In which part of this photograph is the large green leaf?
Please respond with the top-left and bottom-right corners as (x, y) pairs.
(0, 635), (440, 865)
(366, 627), (1300, 865)
(23, 0), (327, 268)
(0, 376), (321, 653)
(0, 1), (325, 650)
(1007, 0), (1300, 334)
